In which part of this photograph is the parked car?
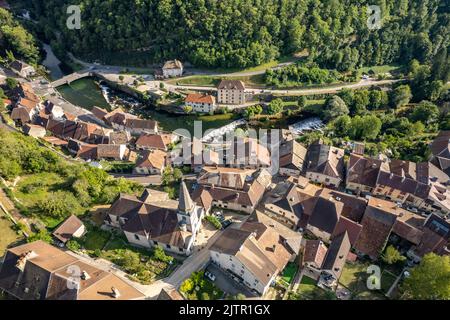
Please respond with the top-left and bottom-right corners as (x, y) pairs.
(204, 271), (216, 282)
(221, 219), (233, 229)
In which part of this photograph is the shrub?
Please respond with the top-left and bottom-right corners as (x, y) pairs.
(153, 246), (174, 264)
(206, 215), (222, 229)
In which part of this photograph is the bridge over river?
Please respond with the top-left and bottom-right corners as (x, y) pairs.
(51, 70), (93, 87)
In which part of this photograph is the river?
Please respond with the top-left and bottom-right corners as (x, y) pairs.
(42, 44), (65, 80)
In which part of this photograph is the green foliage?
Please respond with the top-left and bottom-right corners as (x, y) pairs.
(267, 98), (284, 115)
(402, 254), (450, 299)
(265, 64), (343, 87)
(322, 96), (349, 121)
(183, 105), (193, 114)
(391, 85), (412, 108)
(31, 0), (449, 70)
(27, 229), (52, 244)
(180, 278), (195, 294)
(5, 78), (18, 90)
(66, 239), (82, 252)
(180, 271), (223, 300)
(205, 215), (222, 230)
(36, 191), (82, 219)
(153, 245), (174, 264)
(243, 105), (263, 119)
(382, 245), (406, 265)
(410, 101), (439, 125)
(0, 9), (39, 63)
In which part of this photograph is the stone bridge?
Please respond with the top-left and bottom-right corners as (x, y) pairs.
(51, 70), (93, 87)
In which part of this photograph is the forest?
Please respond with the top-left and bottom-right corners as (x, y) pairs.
(18, 0), (449, 70)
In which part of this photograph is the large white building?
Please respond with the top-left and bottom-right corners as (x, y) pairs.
(184, 93), (217, 114)
(209, 221), (292, 296)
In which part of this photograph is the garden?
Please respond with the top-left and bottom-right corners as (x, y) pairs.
(288, 276), (336, 300)
(66, 224), (178, 285)
(180, 271), (225, 300)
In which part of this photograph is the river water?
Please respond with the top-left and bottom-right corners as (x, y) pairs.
(42, 44), (65, 80)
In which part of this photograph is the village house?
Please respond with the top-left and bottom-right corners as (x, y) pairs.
(133, 149), (167, 175)
(184, 93), (217, 114)
(278, 139), (307, 177)
(192, 167), (272, 214)
(372, 160), (450, 215)
(217, 80), (246, 105)
(52, 215), (86, 245)
(318, 231), (351, 290)
(225, 137), (271, 169)
(22, 123), (46, 138)
(9, 60), (35, 78)
(264, 178), (366, 241)
(346, 153), (390, 195)
(11, 100), (41, 126)
(135, 133), (175, 151)
(157, 287), (184, 300)
(125, 118), (159, 136)
(302, 240), (328, 279)
(96, 144), (127, 161)
(105, 184), (204, 256)
(209, 220), (292, 296)
(429, 130), (450, 175)
(304, 141), (345, 188)
(0, 241), (144, 300)
(161, 60), (183, 78)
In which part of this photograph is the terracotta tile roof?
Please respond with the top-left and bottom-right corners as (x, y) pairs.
(354, 198), (398, 259)
(135, 149), (166, 171)
(331, 216), (363, 246)
(42, 136), (68, 146)
(91, 106), (109, 120)
(321, 231), (351, 279)
(157, 288), (184, 300)
(126, 118), (158, 131)
(307, 192), (344, 235)
(52, 215), (84, 243)
(97, 144), (124, 159)
(136, 134), (167, 150)
(185, 93), (215, 104)
(305, 142), (345, 179)
(0, 241), (144, 300)
(279, 140), (307, 171)
(110, 131), (130, 145)
(303, 240), (328, 267)
(347, 153), (388, 189)
(76, 144), (98, 160)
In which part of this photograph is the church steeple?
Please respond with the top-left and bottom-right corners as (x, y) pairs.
(178, 181), (194, 214)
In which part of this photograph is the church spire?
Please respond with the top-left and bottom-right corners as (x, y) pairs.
(178, 181), (194, 214)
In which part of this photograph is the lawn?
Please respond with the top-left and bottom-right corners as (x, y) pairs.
(292, 276), (334, 300)
(0, 214), (23, 256)
(339, 262), (387, 300)
(167, 74), (265, 87)
(281, 262), (298, 284)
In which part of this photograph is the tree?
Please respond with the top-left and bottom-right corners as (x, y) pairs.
(351, 90), (370, 115)
(382, 245), (406, 265)
(36, 191), (81, 218)
(410, 101), (439, 125)
(298, 96), (307, 109)
(183, 105), (193, 114)
(391, 85), (412, 108)
(267, 99), (284, 115)
(323, 96), (349, 121)
(27, 229), (52, 243)
(118, 75), (124, 83)
(5, 77), (18, 90)
(180, 278), (194, 294)
(402, 254), (450, 299)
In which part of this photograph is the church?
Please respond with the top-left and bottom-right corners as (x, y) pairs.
(105, 182), (205, 255)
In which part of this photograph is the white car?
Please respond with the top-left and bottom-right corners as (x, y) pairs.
(204, 271), (216, 282)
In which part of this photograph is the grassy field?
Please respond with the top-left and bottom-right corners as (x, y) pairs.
(295, 276), (333, 300)
(13, 173), (86, 228)
(169, 74), (265, 87)
(339, 262), (389, 300)
(358, 64), (403, 75)
(281, 262), (298, 284)
(0, 214), (23, 256)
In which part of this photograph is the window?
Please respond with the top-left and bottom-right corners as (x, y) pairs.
(134, 234), (140, 241)
(179, 247), (184, 252)
(166, 244), (171, 249)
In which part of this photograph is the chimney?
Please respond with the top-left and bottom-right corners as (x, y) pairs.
(81, 271), (91, 280)
(111, 287), (121, 299)
(16, 251), (37, 271)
